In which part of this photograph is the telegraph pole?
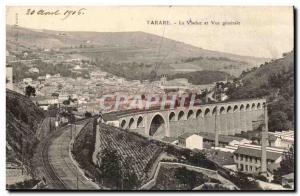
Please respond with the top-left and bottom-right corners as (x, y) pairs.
(75, 121), (78, 190)
(70, 117), (72, 140)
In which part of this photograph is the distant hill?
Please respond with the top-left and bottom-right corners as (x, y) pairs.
(226, 51), (294, 132)
(6, 25), (269, 78)
(6, 90), (45, 170)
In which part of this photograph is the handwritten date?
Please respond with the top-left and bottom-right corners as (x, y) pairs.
(25, 8), (86, 20)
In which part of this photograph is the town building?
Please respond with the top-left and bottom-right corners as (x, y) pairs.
(178, 133), (203, 150)
(233, 145), (284, 174)
(159, 78), (190, 92)
(269, 131), (294, 149)
(23, 78), (33, 85)
(31, 96), (59, 110)
(73, 65), (82, 70)
(198, 132), (251, 148)
(249, 131), (294, 150)
(6, 67), (13, 90)
(28, 67), (39, 74)
(101, 113), (120, 127)
(251, 133), (281, 147)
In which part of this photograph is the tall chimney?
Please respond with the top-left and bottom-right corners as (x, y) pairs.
(214, 106), (219, 147)
(260, 103), (268, 176)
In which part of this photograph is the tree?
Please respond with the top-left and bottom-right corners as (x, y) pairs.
(84, 112), (92, 118)
(175, 167), (197, 189)
(268, 111), (290, 132)
(48, 104), (58, 110)
(51, 92), (59, 98)
(188, 151), (206, 166)
(149, 70), (157, 81)
(99, 147), (122, 188)
(25, 85), (36, 97)
(121, 157), (139, 190)
(273, 145), (294, 184)
(281, 145), (294, 174)
(227, 85), (268, 100)
(228, 171), (258, 190)
(68, 114), (76, 124)
(57, 83), (63, 90)
(200, 183), (232, 190)
(269, 73), (284, 88)
(62, 100), (70, 105)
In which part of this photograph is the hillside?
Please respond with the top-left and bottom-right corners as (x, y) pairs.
(72, 119), (260, 190)
(72, 120), (224, 189)
(226, 51), (294, 132)
(6, 89), (45, 173)
(7, 25), (269, 78)
(167, 70), (233, 85)
(240, 51), (294, 88)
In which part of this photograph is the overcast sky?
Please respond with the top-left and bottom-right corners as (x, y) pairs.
(6, 6), (294, 58)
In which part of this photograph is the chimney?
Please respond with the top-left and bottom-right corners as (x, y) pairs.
(214, 106), (219, 148)
(260, 103), (268, 176)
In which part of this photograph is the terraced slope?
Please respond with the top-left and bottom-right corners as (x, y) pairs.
(96, 124), (162, 181)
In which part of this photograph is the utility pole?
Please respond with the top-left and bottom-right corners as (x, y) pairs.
(49, 116), (52, 132)
(75, 121), (78, 190)
(71, 111), (78, 189)
(18, 122), (25, 175)
(21, 136), (24, 175)
(76, 131), (79, 189)
(15, 13), (19, 46)
(70, 117), (72, 140)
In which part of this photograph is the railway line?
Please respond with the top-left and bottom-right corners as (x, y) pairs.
(41, 128), (67, 189)
(37, 119), (98, 190)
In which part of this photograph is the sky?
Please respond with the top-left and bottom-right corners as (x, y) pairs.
(6, 6), (294, 58)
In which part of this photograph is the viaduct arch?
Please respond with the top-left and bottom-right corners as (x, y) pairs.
(149, 114), (167, 138)
(115, 98), (265, 140)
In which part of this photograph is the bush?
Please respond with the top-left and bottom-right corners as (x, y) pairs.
(200, 183), (232, 190)
(227, 172), (260, 190)
(255, 174), (268, 182)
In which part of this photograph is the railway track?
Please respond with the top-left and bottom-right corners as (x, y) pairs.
(40, 125), (69, 189)
(39, 119), (91, 189)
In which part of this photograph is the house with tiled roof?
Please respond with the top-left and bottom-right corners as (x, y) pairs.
(233, 145), (283, 174)
(197, 132), (251, 148)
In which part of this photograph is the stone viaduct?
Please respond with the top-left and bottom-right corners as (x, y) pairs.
(109, 98), (266, 139)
